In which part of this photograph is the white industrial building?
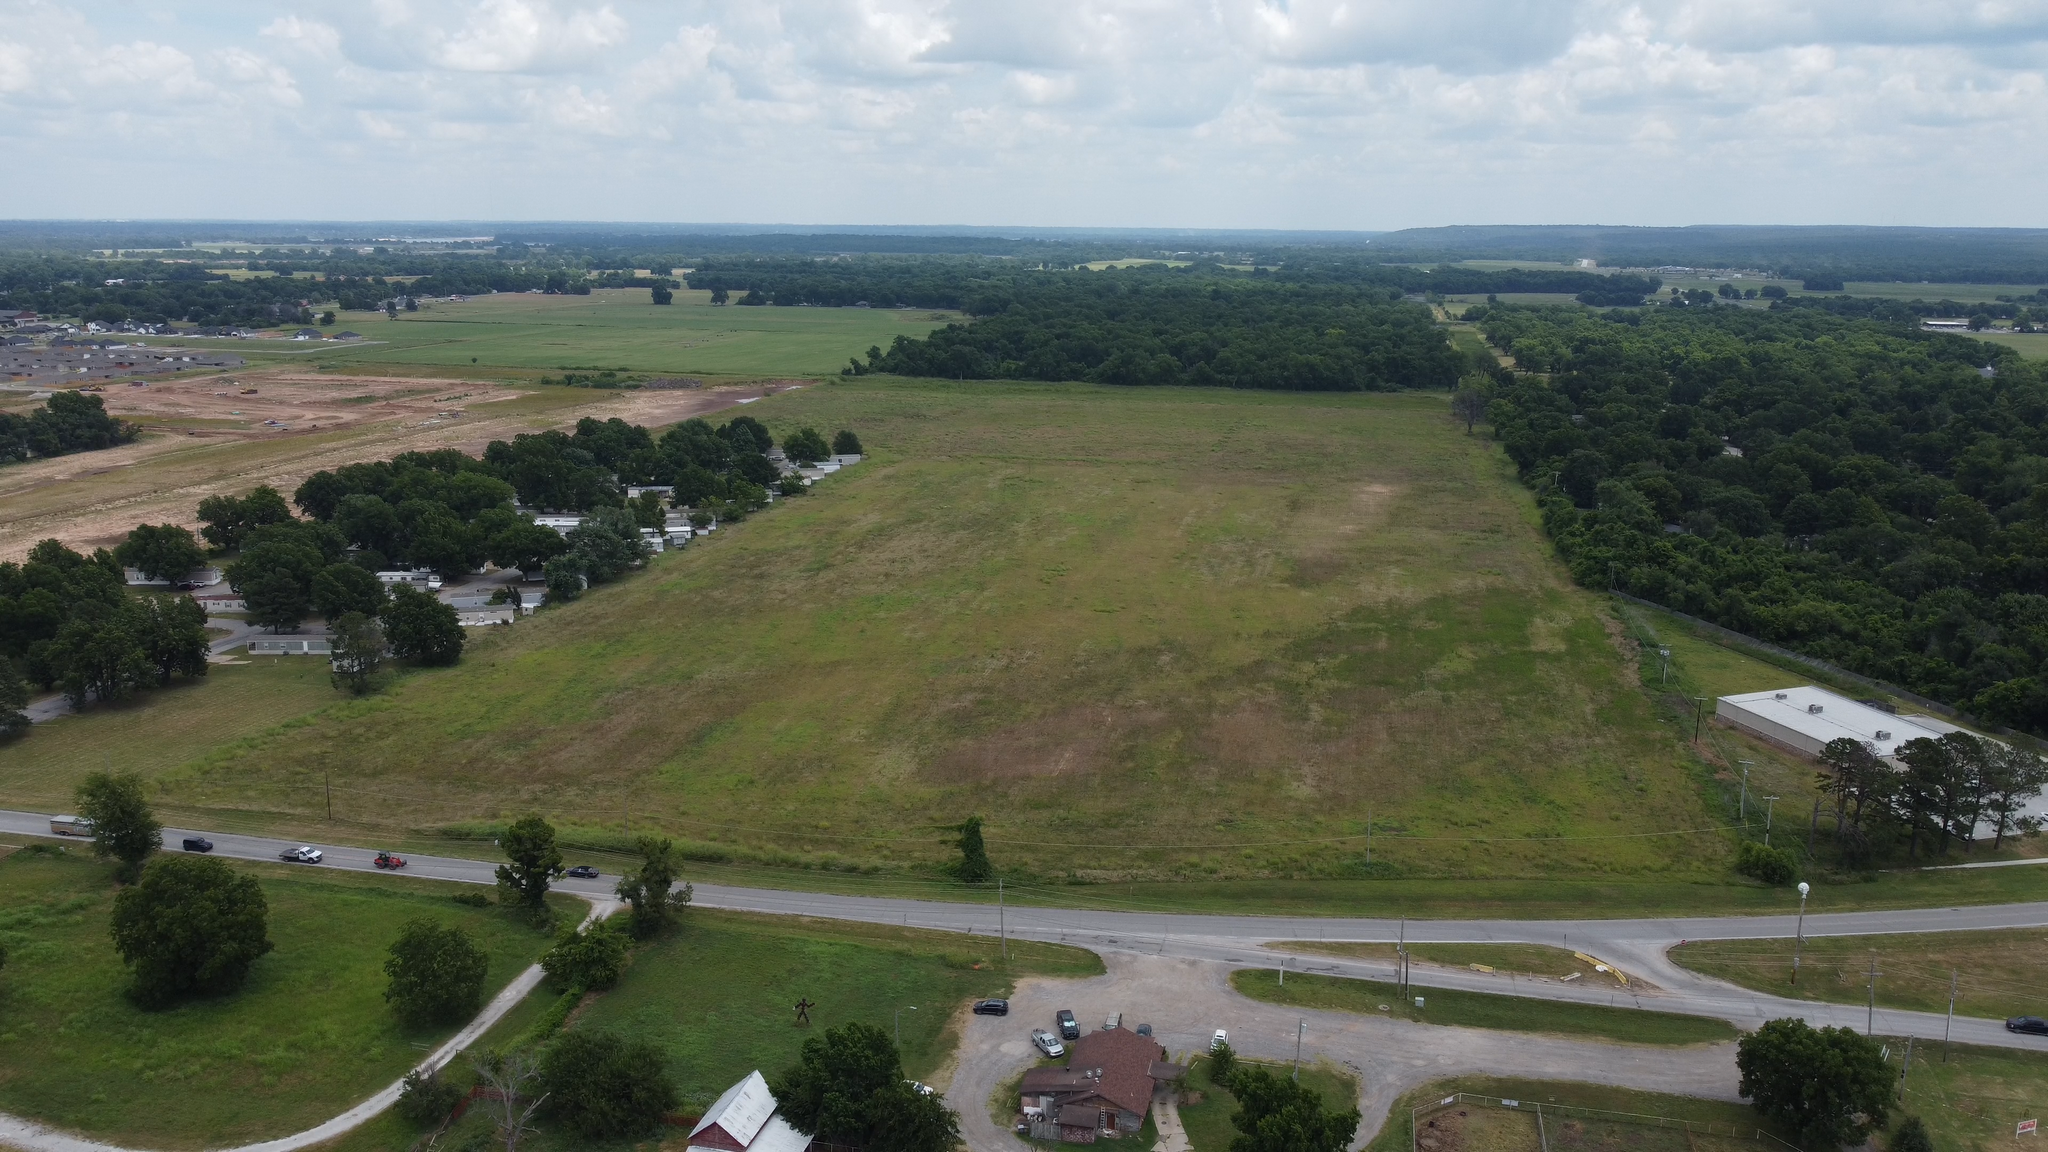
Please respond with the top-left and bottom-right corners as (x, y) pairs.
(1714, 685), (1945, 760)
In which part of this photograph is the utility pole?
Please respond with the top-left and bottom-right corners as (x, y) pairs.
(1398, 917), (1407, 997)
(1898, 1036), (1915, 1100)
(1279, 956), (1285, 987)
(1867, 953), (1881, 1036)
(1694, 697), (1708, 744)
(999, 878), (1007, 960)
(1762, 796), (1780, 847)
(1943, 970), (1958, 1063)
(1738, 763), (1751, 821)
(1366, 807), (1372, 865)
(1792, 882), (1809, 984)
(1807, 794), (1821, 858)
(1293, 1019), (1304, 1082)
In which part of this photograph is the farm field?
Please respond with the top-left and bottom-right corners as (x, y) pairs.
(1963, 329), (2048, 359)
(1228, 969), (1738, 1046)
(0, 846), (571, 1149)
(1669, 928), (2048, 1021)
(241, 288), (960, 377)
(87, 376), (1740, 882)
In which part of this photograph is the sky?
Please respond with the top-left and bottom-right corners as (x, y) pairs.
(0, 1), (2044, 230)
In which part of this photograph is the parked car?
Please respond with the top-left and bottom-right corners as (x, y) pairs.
(1032, 1029), (1066, 1058)
(564, 865), (600, 879)
(1136, 1023), (1153, 1037)
(49, 815), (93, 838)
(905, 1081), (935, 1097)
(1211, 1029), (1229, 1052)
(373, 851), (406, 869)
(1102, 1012), (1121, 1031)
(1056, 1009), (1080, 1040)
(973, 999), (1010, 1016)
(278, 846), (323, 864)
(2009, 1016), (2048, 1035)
(181, 837), (213, 853)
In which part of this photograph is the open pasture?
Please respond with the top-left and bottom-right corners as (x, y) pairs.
(256, 288), (961, 377)
(118, 377), (1733, 881)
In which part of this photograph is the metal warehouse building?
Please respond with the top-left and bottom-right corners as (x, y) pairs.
(1714, 685), (1944, 760)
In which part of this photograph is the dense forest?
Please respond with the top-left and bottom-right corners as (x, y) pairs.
(1478, 300), (2048, 732)
(0, 391), (138, 466)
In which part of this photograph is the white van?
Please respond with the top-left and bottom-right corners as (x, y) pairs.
(1102, 1012), (1122, 1032)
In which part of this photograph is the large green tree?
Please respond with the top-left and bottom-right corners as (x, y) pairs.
(541, 920), (628, 990)
(115, 523), (207, 582)
(773, 1022), (960, 1152)
(383, 918), (489, 1025)
(956, 815), (993, 883)
(0, 655), (29, 740)
(329, 611), (385, 695)
(1737, 1018), (1891, 1149)
(75, 770), (161, 881)
(538, 1030), (678, 1139)
(495, 814), (563, 913)
(381, 584), (464, 666)
(109, 854), (273, 1006)
(1225, 1065), (1360, 1152)
(613, 836), (692, 938)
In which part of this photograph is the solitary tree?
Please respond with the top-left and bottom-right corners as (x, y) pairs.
(1891, 1117), (1934, 1152)
(538, 1029), (678, 1139)
(1449, 380), (1491, 434)
(614, 835), (692, 938)
(956, 815), (994, 883)
(1227, 1065), (1361, 1152)
(650, 283), (673, 305)
(109, 854), (273, 1006)
(329, 611), (385, 695)
(1737, 1018), (1891, 1149)
(76, 770), (161, 881)
(115, 523), (207, 583)
(497, 814), (564, 915)
(831, 429), (863, 456)
(542, 919), (629, 990)
(384, 918), (490, 1025)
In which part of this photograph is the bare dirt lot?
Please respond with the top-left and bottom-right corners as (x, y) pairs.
(0, 366), (803, 561)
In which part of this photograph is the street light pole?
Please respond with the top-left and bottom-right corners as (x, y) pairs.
(1738, 764), (1750, 821)
(1762, 796), (1780, 847)
(1792, 882), (1809, 985)
(896, 1005), (917, 1046)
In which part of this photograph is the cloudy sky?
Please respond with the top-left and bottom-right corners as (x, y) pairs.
(0, 0), (2043, 229)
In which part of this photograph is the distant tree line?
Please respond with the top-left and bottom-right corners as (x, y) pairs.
(1477, 300), (2048, 733)
(853, 272), (1466, 391)
(0, 391), (138, 466)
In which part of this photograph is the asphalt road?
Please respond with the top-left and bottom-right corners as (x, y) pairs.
(7, 808), (2046, 1053)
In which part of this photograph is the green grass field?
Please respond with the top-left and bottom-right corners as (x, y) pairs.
(1894, 1042), (2048, 1152)
(97, 377), (1738, 882)
(1365, 1077), (1785, 1152)
(1962, 329), (2048, 359)
(229, 288), (959, 377)
(1670, 928), (2048, 1021)
(0, 846), (567, 1148)
(1179, 1056), (1359, 1152)
(1229, 969), (1738, 1046)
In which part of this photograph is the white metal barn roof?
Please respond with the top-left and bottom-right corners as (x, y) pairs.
(1714, 686), (1944, 758)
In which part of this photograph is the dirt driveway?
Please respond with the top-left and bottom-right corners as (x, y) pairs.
(942, 952), (1738, 1152)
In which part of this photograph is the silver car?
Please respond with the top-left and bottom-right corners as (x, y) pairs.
(1031, 1028), (1066, 1058)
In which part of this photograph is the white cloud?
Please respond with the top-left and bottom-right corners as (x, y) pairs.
(0, 0), (2042, 225)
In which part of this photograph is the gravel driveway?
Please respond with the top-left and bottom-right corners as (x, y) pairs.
(941, 952), (1740, 1152)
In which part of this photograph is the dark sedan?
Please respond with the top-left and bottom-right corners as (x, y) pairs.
(972, 999), (1009, 1016)
(2009, 1016), (2048, 1035)
(564, 865), (601, 879)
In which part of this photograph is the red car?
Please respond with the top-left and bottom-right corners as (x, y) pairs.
(374, 852), (407, 870)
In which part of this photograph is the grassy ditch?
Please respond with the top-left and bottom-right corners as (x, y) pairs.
(1230, 969), (1738, 1046)
(1670, 928), (2048, 1021)
(0, 844), (570, 1149)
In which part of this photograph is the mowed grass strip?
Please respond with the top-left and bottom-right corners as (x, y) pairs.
(159, 378), (1728, 881)
(1670, 929), (2048, 1020)
(565, 909), (1102, 1110)
(1268, 941), (1630, 988)
(1229, 969), (1738, 1046)
(0, 847), (567, 1149)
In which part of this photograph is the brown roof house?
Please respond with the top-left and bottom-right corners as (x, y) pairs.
(1019, 1027), (1183, 1143)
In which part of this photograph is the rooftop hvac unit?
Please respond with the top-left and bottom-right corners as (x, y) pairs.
(1808, 704), (1824, 714)
(1774, 692), (1788, 700)
(1876, 730), (1892, 740)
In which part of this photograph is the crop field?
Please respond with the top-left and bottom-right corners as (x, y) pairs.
(0, 846), (568, 1149)
(1670, 928), (2048, 1020)
(1963, 329), (2048, 359)
(237, 288), (961, 377)
(66, 376), (1737, 883)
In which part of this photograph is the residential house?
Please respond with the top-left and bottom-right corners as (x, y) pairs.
(195, 592), (247, 615)
(1019, 1027), (1181, 1143)
(687, 1070), (812, 1152)
(376, 569), (443, 591)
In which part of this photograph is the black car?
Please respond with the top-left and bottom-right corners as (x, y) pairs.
(181, 837), (213, 853)
(2009, 1016), (2048, 1035)
(973, 999), (1009, 1016)
(1055, 1009), (1079, 1040)
(564, 865), (600, 879)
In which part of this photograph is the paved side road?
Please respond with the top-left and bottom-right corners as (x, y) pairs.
(4, 809), (2047, 1053)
